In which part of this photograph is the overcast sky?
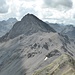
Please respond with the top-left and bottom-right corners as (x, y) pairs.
(0, 0), (75, 24)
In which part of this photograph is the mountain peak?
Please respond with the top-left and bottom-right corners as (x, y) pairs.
(21, 13), (39, 21)
(22, 13), (33, 18)
(0, 14), (56, 40)
(25, 13), (34, 16)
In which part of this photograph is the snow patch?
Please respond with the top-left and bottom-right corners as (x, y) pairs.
(44, 57), (48, 61)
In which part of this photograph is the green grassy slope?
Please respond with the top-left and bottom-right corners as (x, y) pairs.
(33, 54), (75, 75)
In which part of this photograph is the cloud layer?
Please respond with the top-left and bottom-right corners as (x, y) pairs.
(44, 0), (73, 11)
(0, 0), (75, 25)
(0, 0), (9, 13)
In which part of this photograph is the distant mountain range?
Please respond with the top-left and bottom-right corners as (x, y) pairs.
(0, 14), (75, 75)
(61, 25), (75, 39)
(0, 18), (17, 37)
(47, 22), (75, 39)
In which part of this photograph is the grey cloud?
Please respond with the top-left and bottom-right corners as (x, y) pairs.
(44, 0), (73, 10)
(73, 14), (75, 19)
(18, 7), (37, 19)
(0, 0), (9, 13)
(19, 0), (35, 1)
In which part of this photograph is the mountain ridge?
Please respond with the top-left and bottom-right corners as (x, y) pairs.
(0, 14), (75, 75)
